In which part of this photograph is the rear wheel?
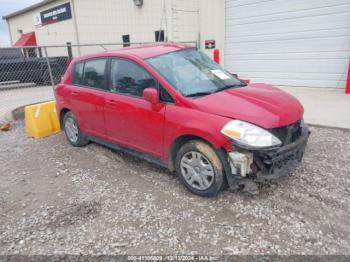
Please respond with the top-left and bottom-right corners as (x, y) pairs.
(63, 112), (89, 147)
(175, 140), (224, 197)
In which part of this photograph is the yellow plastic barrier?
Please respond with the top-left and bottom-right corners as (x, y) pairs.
(25, 100), (61, 138)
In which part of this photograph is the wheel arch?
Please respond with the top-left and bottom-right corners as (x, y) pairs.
(168, 133), (219, 172)
(59, 107), (71, 128)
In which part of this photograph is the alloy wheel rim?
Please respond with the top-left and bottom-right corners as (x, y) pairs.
(180, 151), (214, 191)
(65, 117), (79, 143)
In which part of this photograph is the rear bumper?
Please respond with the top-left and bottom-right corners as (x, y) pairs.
(253, 126), (310, 181)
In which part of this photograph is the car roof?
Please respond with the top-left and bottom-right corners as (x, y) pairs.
(74, 42), (194, 62)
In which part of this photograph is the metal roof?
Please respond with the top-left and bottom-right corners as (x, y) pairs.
(2, 0), (57, 20)
(73, 42), (194, 61)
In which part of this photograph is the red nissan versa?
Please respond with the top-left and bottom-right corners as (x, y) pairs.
(55, 43), (310, 196)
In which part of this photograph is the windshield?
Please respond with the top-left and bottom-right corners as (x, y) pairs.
(146, 48), (245, 97)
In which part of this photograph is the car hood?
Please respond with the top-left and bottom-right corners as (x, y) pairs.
(192, 83), (304, 129)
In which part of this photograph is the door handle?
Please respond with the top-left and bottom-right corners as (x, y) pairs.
(71, 91), (79, 97)
(106, 99), (117, 106)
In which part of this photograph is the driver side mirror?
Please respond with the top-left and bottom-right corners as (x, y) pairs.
(143, 87), (160, 110)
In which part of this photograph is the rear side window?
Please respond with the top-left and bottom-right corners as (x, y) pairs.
(73, 62), (84, 85)
(110, 58), (156, 97)
(82, 59), (107, 89)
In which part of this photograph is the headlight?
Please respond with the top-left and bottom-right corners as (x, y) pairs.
(221, 120), (282, 149)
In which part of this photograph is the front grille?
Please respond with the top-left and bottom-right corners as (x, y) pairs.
(269, 120), (302, 146)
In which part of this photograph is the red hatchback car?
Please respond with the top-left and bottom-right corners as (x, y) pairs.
(55, 43), (310, 196)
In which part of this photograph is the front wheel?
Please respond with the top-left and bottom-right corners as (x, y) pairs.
(175, 140), (225, 197)
(63, 112), (89, 147)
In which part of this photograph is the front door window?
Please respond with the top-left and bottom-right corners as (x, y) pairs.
(110, 58), (157, 97)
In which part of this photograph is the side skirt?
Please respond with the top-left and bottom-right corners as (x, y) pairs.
(87, 136), (169, 169)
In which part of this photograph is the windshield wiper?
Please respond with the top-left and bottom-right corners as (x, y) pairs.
(215, 83), (246, 92)
(185, 83), (246, 97)
(185, 91), (214, 97)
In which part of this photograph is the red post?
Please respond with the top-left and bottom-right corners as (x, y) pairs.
(213, 49), (220, 64)
(346, 59), (350, 94)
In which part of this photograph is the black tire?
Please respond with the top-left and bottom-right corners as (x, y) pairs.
(175, 140), (224, 197)
(63, 112), (89, 147)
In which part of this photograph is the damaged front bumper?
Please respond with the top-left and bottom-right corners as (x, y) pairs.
(226, 126), (310, 191)
(253, 126), (310, 181)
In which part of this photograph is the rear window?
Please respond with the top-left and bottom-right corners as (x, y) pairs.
(73, 62), (84, 85)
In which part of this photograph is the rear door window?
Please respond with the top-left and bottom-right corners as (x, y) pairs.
(82, 59), (107, 90)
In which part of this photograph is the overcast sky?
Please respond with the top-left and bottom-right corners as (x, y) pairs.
(0, 0), (41, 46)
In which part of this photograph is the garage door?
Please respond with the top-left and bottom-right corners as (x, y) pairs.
(224, 0), (350, 88)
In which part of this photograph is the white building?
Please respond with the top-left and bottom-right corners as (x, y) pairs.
(3, 0), (350, 89)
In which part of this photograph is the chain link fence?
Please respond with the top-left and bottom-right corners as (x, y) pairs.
(0, 41), (197, 123)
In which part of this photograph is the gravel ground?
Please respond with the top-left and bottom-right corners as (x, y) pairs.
(0, 121), (349, 255)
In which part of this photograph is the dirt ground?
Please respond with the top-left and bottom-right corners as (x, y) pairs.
(0, 121), (349, 255)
